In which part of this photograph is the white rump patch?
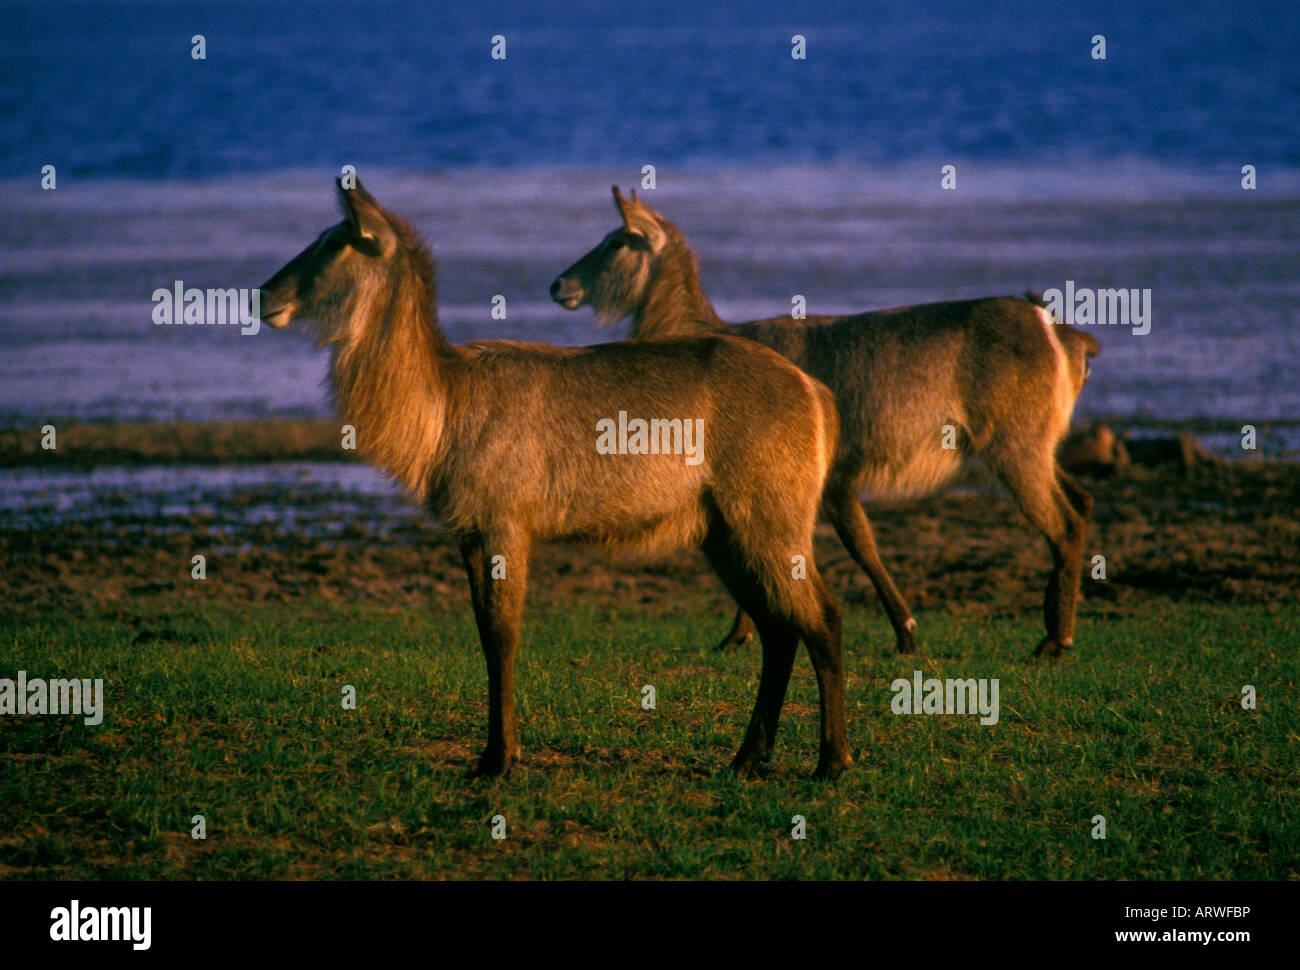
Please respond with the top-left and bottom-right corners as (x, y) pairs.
(1036, 305), (1075, 442)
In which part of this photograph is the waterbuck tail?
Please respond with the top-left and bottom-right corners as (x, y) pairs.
(1059, 326), (1100, 360)
(1057, 326), (1100, 392)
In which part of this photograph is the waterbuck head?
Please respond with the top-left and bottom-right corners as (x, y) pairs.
(259, 178), (411, 342)
(549, 186), (671, 325)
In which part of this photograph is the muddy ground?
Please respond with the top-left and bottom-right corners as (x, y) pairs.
(3, 425), (1296, 636)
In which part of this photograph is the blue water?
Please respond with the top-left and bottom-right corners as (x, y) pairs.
(1, 1), (1298, 452)
(4, 0), (1298, 179)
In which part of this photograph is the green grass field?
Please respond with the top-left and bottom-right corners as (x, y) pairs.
(1, 599), (1295, 879)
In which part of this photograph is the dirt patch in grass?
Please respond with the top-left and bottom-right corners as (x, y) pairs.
(4, 460), (1295, 630)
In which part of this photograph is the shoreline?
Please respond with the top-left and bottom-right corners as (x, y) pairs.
(2, 417), (1295, 469)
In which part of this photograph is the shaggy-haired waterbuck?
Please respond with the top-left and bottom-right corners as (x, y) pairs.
(552, 188), (1100, 658)
(258, 180), (852, 778)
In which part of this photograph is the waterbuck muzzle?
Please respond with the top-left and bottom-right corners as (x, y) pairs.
(548, 272), (586, 310)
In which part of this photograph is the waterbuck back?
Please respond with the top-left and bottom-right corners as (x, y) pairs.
(259, 179), (852, 778)
(552, 188), (1099, 658)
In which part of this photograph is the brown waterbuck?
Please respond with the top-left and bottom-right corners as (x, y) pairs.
(551, 188), (1100, 658)
(258, 179), (852, 778)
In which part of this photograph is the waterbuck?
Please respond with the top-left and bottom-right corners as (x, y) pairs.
(551, 188), (1100, 658)
(258, 179), (852, 778)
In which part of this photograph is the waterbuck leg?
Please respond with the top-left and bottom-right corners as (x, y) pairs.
(460, 533), (529, 776)
(1051, 467), (1094, 647)
(700, 533), (771, 769)
(1058, 468), (1095, 520)
(731, 617), (799, 776)
(824, 479), (917, 653)
(703, 519), (851, 779)
(714, 608), (755, 651)
(994, 454), (1087, 658)
(802, 580), (852, 779)
(702, 530), (813, 776)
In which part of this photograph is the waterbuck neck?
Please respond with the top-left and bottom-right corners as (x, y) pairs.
(328, 252), (455, 501)
(632, 239), (724, 339)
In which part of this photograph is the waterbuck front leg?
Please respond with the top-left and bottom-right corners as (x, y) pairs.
(824, 478), (917, 653)
(714, 608), (755, 651)
(460, 532), (530, 777)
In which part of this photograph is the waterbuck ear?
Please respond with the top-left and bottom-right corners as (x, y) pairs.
(612, 185), (635, 220)
(337, 177), (395, 254)
(611, 185), (666, 253)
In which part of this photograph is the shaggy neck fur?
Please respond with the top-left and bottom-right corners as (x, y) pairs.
(328, 221), (456, 502)
(631, 226), (726, 339)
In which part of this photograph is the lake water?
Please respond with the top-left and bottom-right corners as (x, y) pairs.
(2, 0), (1297, 450)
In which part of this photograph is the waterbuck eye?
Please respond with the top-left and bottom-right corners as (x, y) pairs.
(316, 232), (344, 254)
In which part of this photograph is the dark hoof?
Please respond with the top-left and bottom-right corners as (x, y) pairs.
(468, 750), (516, 779)
(812, 752), (852, 781)
(1031, 637), (1072, 659)
(730, 749), (769, 778)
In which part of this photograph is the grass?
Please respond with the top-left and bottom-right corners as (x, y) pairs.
(1, 598), (1295, 879)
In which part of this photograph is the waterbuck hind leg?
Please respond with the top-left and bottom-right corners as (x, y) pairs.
(1040, 467), (1094, 655)
(993, 452), (1088, 659)
(702, 531), (852, 779)
(824, 479), (917, 653)
(1058, 468), (1095, 520)
(730, 617), (799, 776)
(460, 534), (529, 777)
(803, 581), (852, 779)
(714, 608), (755, 651)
